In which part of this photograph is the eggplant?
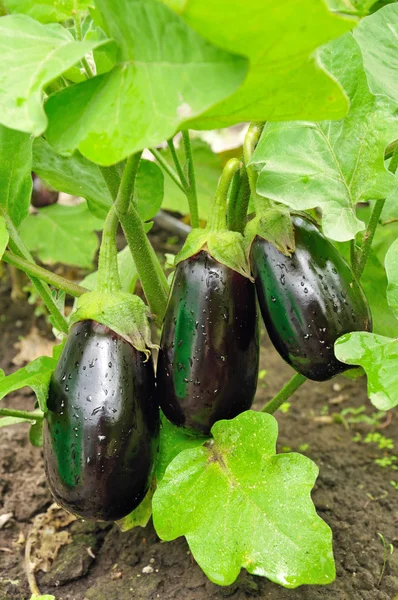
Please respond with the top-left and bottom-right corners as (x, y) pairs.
(157, 250), (259, 434)
(250, 216), (372, 381)
(44, 320), (158, 521)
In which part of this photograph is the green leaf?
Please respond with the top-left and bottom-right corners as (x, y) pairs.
(44, 0), (247, 165)
(20, 201), (103, 268)
(81, 246), (138, 293)
(164, 0), (353, 128)
(0, 15), (106, 136)
(335, 238), (398, 410)
(0, 125), (33, 227)
(250, 33), (398, 242)
(153, 411), (335, 588)
(156, 412), (209, 482)
(160, 139), (225, 220)
(0, 355), (57, 412)
(0, 215), (9, 259)
(5, 0), (91, 23)
(335, 332), (398, 410)
(30, 595), (56, 600)
(244, 208), (295, 256)
(33, 138), (164, 220)
(117, 479), (156, 531)
(327, 0), (376, 16)
(354, 4), (398, 106)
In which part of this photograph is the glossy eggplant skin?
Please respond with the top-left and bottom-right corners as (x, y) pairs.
(157, 251), (259, 435)
(250, 216), (372, 381)
(44, 320), (159, 521)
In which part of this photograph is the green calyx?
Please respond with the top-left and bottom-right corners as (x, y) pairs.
(175, 157), (251, 278)
(176, 228), (252, 279)
(70, 290), (156, 357)
(245, 207), (296, 258)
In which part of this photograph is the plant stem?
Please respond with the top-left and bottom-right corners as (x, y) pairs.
(1, 210), (68, 333)
(167, 137), (189, 189)
(96, 206), (122, 293)
(207, 159), (241, 233)
(74, 13), (95, 78)
(261, 373), (307, 414)
(150, 148), (185, 193)
(243, 122), (265, 212)
(350, 239), (357, 270)
(113, 152), (168, 321)
(0, 408), (44, 421)
(354, 146), (398, 279)
(227, 169), (241, 231)
(118, 206), (168, 322)
(181, 131), (200, 228)
(100, 165), (121, 200)
(3, 250), (87, 297)
(233, 167), (252, 234)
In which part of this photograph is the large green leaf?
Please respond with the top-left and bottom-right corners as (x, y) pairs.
(156, 412), (209, 483)
(335, 238), (398, 410)
(44, 0), (247, 166)
(153, 411), (335, 588)
(0, 355), (57, 412)
(20, 201), (103, 268)
(354, 4), (398, 106)
(0, 215), (9, 259)
(163, 0), (353, 128)
(0, 125), (33, 227)
(117, 479), (156, 531)
(0, 15), (105, 136)
(249, 34), (398, 242)
(5, 0), (91, 23)
(33, 138), (164, 220)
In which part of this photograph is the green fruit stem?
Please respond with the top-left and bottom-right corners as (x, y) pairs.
(207, 158), (241, 233)
(261, 373), (307, 414)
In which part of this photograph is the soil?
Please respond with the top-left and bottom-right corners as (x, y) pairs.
(0, 237), (397, 600)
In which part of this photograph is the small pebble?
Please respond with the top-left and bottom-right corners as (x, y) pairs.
(142, 565), (154, 574)
(333, 382), (342, 392)
(149, 557), (155, 564)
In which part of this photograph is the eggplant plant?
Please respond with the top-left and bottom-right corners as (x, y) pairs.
(0, 0), (398, 597)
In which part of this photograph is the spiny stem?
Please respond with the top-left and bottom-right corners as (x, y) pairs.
(227, 169), (241, 231)
(167, 137), (189, 189)
(182, 130), (200, 228)
(261, 373), (307, 414)
(207, 158), (241, 233)
(149, 147), (185, 192)
(114, 152), (143, 216)
(2, 250), (87, 297)
(243, 122), (266, 213)
(232, 166), (251, 234)
(96, 206), (121, 293)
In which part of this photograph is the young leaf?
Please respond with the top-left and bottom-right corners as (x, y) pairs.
(354, 4), (398, 106)
(335, 238), (398, 410)
(33, 138), (164, 220)
(165, 0), (353, 127)
(0, 125), (33, 226)
(116, 479), (156, 531)
(0, 15), (105, 136)
(0, 416), (33, 427)
(20, 201), (104, 268)
(81, 246), (138, 293)
(250, 33), (398, 242)
(0, 215), (9, 259)
(156, 412), (209, 483)
(0, 355), (57, 412)
(153, 411), (335, 588)
(44, 0), (247, 165)
(5, 0), (91, 23)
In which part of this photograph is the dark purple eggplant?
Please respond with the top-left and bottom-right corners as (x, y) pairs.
(250, 216), (372, 381)
(156, 250), (259, 434)
(44, 320), (158, 521)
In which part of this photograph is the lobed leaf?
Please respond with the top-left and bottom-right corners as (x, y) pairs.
(250, 33), (398, 241)
(354, 4), (398, 107)
(116, 479), (156, 531)
(44, 0), (247, 165)
(153, 411), (335, 588)
(20, 201), (104, 268)
(0, 355), (58, 412)
(5, 0), (91, 23)
(33, 139), (164, 220)
(0, 15), (106, 136)
(0, 125), (33, 227)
